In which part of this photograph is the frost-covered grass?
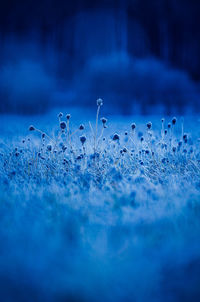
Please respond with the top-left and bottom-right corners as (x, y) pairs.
(0, 100), (200, 302)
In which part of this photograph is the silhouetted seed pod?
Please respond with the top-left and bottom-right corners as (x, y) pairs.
(97, 98), (103, 106)
(131, 123), (136, 130)
(60, 122), (66, 130)
(147, 122), (152, 129)
(29, 125), (35, 131)
(113, 133), (120, 141)
(172, 117), (177, 125)
(80, 136), (86, 145)
(79, 124), (84, 130)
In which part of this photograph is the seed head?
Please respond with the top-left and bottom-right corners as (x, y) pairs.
(147, 122), (152, 130)
(66, 114), (71, 120)
(131, 123), (136, 130)
(172, 117), (177, 125)
(168, 123), (171, 129)
(29, 125), (35, 131)
(80, 135), (86, 144)
(113, 133), (120, 141)
(101, 117), (107, 124)
(183, 133), (187, 143)
(79, 124), (84, 130)
(60, 121), (66, 130)
(97, 98), (103, 107)
(47, 145), (52, 151)
(58, 112), (63, 118)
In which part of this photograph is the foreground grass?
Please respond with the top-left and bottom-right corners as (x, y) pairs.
(0, 101), (200, 302)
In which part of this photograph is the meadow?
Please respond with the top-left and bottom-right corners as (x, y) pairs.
(0, 99), (200, 302)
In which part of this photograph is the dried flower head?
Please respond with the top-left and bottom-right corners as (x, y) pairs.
(183, 133), (188, 143)
(66, 114), (71, 120)
(29, 125), (35, 131)
(97, 98), (103, 106)
(79, 124), (85, 130)
(113, 133), (120, 141)
(147, 122), (152, 130)
(131, 123), (136, 130)
(172, 117), (177, 125)
(58, 112), (63, 118)
(47, 145), (52, 151)
(80, 135), (86, 145)
(101, 117), (107, 124)
(60, 121), (66, 130)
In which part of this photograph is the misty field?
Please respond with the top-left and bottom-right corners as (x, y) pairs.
(0, 101), (200, 302)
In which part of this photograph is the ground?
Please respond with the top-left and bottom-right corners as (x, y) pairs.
(0, 107), (200, 302)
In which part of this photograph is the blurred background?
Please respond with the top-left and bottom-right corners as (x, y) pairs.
(0, 0), (200, 115)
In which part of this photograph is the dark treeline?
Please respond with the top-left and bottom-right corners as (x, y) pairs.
(1, 0), (200, 80)
(0, 0), (200, 114)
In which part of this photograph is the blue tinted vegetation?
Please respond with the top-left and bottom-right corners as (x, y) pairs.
(0, 101), (200, 301)
(0, 1), (200, 301)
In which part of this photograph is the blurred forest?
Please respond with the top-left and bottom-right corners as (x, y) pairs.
(0, 0), (200, 114)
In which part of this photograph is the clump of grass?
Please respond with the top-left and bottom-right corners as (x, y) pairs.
(0, 99), (199, 194)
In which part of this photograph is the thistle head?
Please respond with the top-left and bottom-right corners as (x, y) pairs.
(29, 125), (35, 131)
(58, 112), (63, 118)
(97, 98), (103, 107)
(101, 117), (107, 125)
(80, 135), (86, 145)
(60, 121), (66, 130)
(147, 122), (152, 130)
(113, 133), (120, 141)
(47, 145), (52, 151)
(183, 133), (188, 143)
(172, 117), (177, 125)
(79, 124), (85, 130)
(131, 123), (136, 130)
